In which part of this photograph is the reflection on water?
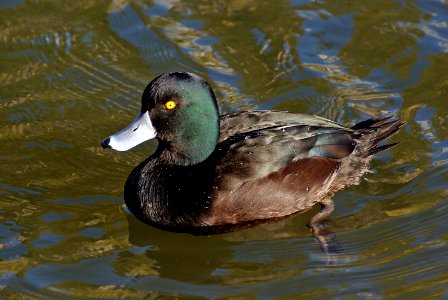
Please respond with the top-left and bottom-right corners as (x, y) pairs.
(0, 0), (447, 298)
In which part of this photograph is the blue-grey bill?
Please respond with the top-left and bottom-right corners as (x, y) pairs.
(104, 111), (157, 151)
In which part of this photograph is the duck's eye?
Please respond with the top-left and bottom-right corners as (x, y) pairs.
(165, 100), (176, 110)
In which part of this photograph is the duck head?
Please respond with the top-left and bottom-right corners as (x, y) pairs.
(101, 72), (220, 166)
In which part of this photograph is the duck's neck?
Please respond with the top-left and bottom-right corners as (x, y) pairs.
(161, 85), (220, 166)
(158, 116), (219, 166)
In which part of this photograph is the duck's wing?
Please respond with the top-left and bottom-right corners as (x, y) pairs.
(208, 117), (357, 225)
(215, 114), (356, 187)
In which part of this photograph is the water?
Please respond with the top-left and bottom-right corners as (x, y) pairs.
(1, 0), (447, 298)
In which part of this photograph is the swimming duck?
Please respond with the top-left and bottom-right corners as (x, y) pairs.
(101, 72), (403, 235)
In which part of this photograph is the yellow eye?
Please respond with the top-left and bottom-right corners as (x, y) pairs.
(165, 100), (176, 110)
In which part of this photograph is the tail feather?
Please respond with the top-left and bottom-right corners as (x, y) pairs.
(366, 142), (399, 156)
(351, 116), (405, 157)
(350, 116), (394, 130)
(370, 120), (404, 143)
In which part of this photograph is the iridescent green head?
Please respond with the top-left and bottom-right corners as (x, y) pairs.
(101, 72), (220, 166)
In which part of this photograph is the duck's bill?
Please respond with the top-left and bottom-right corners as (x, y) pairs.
(101, 111), (157, 151)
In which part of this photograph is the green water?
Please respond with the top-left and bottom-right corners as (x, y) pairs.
(1, 0), (447, 298)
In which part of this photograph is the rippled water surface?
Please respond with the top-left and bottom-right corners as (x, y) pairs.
(1, 0), (447, 298)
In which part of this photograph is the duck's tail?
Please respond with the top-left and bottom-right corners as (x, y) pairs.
(351, 116), (405, 157)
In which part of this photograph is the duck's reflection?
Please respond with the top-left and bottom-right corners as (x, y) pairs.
(124, 205), (344, 285)
(127, 212), (245, 284)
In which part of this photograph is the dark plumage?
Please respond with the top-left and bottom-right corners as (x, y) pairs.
(101, 72), (404, 235)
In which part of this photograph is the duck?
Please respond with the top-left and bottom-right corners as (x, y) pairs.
(101, 72), (403, 236)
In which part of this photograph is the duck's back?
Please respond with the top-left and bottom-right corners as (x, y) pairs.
(217, 110), (345, 142)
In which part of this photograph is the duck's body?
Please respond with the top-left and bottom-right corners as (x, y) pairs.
(102, 72), (403, 235)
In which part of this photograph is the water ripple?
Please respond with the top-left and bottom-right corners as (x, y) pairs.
(0, 0), (447, 298)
